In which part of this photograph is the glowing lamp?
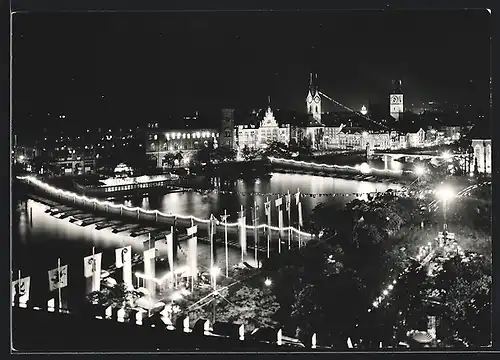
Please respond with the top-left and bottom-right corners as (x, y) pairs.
(359, 162), (371, 174)
(436, 185), (455, 202)
(414, 165), (426, 176)
(264, 278), (272, 287)
(210, 266), (221, 277)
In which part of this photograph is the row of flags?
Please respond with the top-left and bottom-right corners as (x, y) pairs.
(13, 201), (310, 305)
(173, 188), (409, 198)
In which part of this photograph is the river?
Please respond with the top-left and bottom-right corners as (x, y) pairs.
(12, 172), (402, 310)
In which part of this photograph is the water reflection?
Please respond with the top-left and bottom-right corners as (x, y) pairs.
(113, 172), (402, 224)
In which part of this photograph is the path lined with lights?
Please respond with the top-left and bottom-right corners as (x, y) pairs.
(268, 157), (405, 175)
(18, 175), (314, 239)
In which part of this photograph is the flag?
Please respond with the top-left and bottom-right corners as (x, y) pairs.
(165, 232), (174, 273)
(144, 247), (156, 261)
(84, 253), (102, 278)
(295, 190), (300, 205)
(275, 197), (282, 207)
(347, 337), (353, 349)
(12, 277), (31, 303)
(238, 214), (247, 256)
(285, 193), (291, 212)
(210, 215), (217, 237)
(187, 236), (198, 279)
(265, 201), (271, 217)
(298, 202), (303, 227)
(115, 246), (131, 269)
(48, 265), (68, 291)
(187, 225), (197, 236)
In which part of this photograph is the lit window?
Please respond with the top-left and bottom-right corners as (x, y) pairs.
(187, 133), (191, 139)
(196, 132), (201, 138)
(154, 134), (158, 140)
(182, 133), (186, 139)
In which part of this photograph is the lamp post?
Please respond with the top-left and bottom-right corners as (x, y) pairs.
(436, 185), (455, 231)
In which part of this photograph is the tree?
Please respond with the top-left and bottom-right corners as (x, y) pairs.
(162, 153), (176, 168)
(433, 253), (491, 347)
(86, 282), (141, 321)
(260, 141), (290, 158)
(212, 146), (237, 163)
(241, 145), (259, 162)
(174, 151), (184, 166)
(180, 284), (280, 332)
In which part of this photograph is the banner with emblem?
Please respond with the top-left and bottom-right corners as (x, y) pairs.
(116, 246), (132, 287)
(48, 265), (68, 291)
(294, 190), (301, 205)
(264, 200), (271, 217)
(275, 197), (282, 207)
(285, 193), (291, 212)
(115, 246), (131, 269)
(187, 225), (197, 237)
(12, 276), (31, 304)
(84, 253), (102, 279)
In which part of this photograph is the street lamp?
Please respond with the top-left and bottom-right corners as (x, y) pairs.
(441, 151), (452, 162)
(436, 185), (455, 231)
(264, 278), (272, 287)
(414, 165), (426, 177)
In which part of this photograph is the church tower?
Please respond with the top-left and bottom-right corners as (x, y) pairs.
(389, 80), (404, 121)
(306, 73), (322, 123)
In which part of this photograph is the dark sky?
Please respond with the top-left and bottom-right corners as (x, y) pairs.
(12, 10), (491, 126)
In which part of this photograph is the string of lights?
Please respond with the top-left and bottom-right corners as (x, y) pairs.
(268, 157), (405, 175)
(168, 187), (417, 198)
(18, 176), (314, 237)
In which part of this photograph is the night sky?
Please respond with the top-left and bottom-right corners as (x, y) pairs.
(12, 10), (491, 127)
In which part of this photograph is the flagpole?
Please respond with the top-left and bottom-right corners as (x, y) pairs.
(190, 218), (194, 293)
(57, 258), (62, 311)
(224, 209), (229, 278)
(240, 205), (244, 264)
(297, 188), (301, 249)
(287, 190), (291, 250)
(210, 214), (214, 273)
(92, 246), (96, 292)
(266, 197), (270, 259)
(254, 201), (258, 268)
(170, 225), (177, 288)
(17, 269), (21, 305)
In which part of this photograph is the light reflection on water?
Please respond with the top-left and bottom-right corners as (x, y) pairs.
(13, 172), (401, 308)
(119, 172), (402, 223)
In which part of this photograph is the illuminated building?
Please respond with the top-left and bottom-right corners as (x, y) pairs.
(146, 128), (220, 168)
(360, 105), (368, 116)
(405, 128), (426, 148)
(389, 80), (404, 121)
(220, 109), (235, 149)
(306, 73), (322, 123)
(235, 101), (291, 150)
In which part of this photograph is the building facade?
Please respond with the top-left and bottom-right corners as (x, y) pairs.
(235, 105), (290, 150)
(406, 128), (426, 148)
(472, 139), (492, 174)
(389, 80), (404, 121)
(306, 73), (322, 123)
(220, 109), (235, 149)
(146, 128), (220, 168)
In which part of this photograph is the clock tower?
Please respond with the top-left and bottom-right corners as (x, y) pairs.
(306, 73), (322, 123)
(389, 80), (404, 121)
